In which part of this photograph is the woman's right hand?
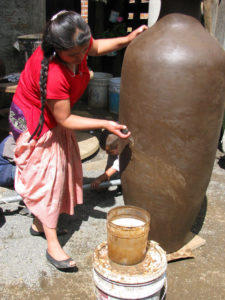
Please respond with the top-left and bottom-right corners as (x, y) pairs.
(46, 99), (131, 137)
(105, 121), (131, 139)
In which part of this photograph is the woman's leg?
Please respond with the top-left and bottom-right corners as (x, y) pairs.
(31, 217), (75, 267)
(43, 223), (76, 267)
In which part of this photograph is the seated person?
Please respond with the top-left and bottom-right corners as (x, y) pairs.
(0, 134), (32, 216)
(0, 134), (16, 187)
(91, 131), (120, 190)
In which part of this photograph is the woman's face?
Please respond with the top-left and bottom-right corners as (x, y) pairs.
(57, 41), (89, 65)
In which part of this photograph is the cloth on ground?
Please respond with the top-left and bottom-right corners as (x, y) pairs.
(167, 235), (206, 262)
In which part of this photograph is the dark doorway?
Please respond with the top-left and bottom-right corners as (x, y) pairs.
(46, 0), (81, 21)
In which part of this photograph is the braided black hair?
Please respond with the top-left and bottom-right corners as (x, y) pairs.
(29, 10), (91, 141)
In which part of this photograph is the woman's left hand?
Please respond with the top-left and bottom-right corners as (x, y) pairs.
(89, 25), (148, 56)
(128, 25), (148, 42)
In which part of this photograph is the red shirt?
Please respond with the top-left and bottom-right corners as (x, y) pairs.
(13, 37), (93, 138)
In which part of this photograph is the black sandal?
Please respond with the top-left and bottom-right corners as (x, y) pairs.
(46, 251), (77, 270)
(30, 226), (68, 237)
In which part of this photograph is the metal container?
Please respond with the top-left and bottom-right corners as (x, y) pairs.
(88, 72), (113, 108)
(17, 34), (42, 62)
(107, 205), (150, 265)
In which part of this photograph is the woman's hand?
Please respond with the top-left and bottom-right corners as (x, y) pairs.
(47, 98), (131, 138)
(105, 121), (131, 139)
(127, 25), (148, 42)
(89, 25), (148, 56)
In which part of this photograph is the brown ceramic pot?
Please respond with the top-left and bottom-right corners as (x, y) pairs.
(119, 12), (225, 253)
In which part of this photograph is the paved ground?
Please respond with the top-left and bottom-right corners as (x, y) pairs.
(0, 103), (225, 300)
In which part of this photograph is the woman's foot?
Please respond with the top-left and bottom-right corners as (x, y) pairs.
(30, 217), (68, 237)
(43, 224), (76, 269)
(30, 226), (45, 237)
(31, 217), (44, 233)
(46, 245), (76, 268)
(46, 250), (77, 270)
(30, 226), (68, 237)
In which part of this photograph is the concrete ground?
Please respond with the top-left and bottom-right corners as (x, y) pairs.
(0, 102), (225, 300)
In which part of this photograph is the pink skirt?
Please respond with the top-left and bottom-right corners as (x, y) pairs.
(14, 126), (83, 228)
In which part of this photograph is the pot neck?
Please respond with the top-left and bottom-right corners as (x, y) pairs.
(158, 0), (202, 22)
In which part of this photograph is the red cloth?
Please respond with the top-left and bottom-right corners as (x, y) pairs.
(13, 37), (93, 138)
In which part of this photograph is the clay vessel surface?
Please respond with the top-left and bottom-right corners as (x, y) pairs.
(119, 13), (225, 253)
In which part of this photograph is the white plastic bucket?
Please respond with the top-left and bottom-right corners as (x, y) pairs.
(93, 270), (166, 300)
(88, 72), (113, 108)
(109, 77), (121, 114)
(93, 241), (167, 300)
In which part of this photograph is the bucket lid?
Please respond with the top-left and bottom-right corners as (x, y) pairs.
(17, 33), (42, 40)
(91, 72), (113, 80)
(93, 240), (167, 284)
(109, 77), (121, 84)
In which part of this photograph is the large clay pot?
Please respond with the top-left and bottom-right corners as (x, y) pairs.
(119, 13), (225, 253)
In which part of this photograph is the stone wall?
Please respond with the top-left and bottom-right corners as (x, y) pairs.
(0, 0), (45, 74)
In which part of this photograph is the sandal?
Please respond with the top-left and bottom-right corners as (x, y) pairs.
(46, 251), (77, 270)
(30, 226), (68, 237)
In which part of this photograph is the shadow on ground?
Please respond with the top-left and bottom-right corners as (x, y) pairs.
(57, 183), (121, 248)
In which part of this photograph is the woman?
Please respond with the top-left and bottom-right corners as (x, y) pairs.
(9, 10), (147, 270)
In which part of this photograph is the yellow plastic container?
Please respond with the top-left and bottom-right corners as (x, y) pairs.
(107, 205), (150, 265)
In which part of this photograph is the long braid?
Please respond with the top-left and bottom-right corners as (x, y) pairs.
(28, 57), (49, 142)
(36, 57), (49, 137)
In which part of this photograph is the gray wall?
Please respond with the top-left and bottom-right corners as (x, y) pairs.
(0, 0), (45, 74)
(212, 0), (225, 50)
(203, 0), (225, 50)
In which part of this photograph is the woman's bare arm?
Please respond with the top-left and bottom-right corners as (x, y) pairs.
(88, 25), (148, 56)
(46, 98), (130, 138)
